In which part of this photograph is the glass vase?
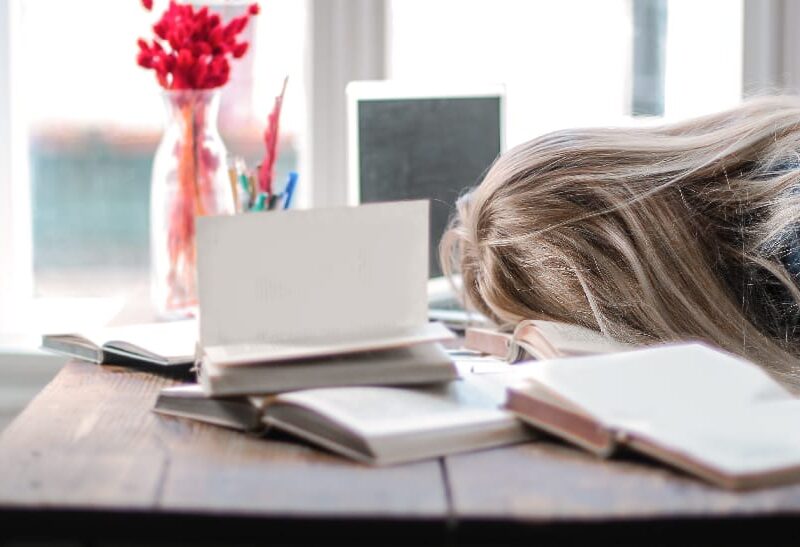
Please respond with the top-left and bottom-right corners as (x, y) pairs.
(150, 89), (234, 319)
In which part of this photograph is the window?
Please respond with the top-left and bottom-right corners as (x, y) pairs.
(388, 0), (742, 148)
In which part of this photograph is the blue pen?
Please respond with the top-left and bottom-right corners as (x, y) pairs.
(283, 171), (298, 210)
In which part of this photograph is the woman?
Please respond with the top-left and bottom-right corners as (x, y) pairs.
(441, 96), (800, 382)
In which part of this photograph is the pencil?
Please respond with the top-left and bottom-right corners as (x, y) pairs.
(228, 166), (241, 213)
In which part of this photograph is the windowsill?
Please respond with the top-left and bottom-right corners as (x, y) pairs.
(0, 295), (122, 334)
(0, 341), (66, 367)
(0, 288), (158, 344)
(0, 290), (159, 376)
(0, 297), (113, 368)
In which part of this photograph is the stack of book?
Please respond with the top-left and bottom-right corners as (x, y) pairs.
(42, 201), (800, 489)
(155, 200), (535, 464)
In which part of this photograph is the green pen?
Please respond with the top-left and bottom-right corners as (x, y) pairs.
(251, 192), (268, 212)
(238, 173), (250, 208)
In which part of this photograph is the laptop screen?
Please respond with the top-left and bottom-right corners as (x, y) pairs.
(354, 95), (502, 277)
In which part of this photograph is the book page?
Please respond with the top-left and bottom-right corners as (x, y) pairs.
(159, 384), (207, 399)
(204, 322), (453, 366)
(270, 373), (516, 438)
(63, 320), (197, 359)
(196, 201), (429, 347)
(622, 400), (800, 476)
(517, 320), (632, 358)
(522, 344), (793, 426)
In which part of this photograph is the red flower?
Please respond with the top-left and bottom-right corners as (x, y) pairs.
(142, 0), (153, 11)
(231, 42), (249, 59)
(136, 51), (152, 69)
(136, 1), (260, 90)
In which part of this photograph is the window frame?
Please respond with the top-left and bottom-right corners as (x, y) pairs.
(743, 0), (800, 95)
(0, 0), (34, 333)
(305, 0), (387, 208)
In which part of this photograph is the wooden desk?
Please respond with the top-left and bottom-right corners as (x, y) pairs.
(2, 361), (800, 545)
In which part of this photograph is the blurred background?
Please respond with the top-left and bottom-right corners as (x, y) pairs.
(0, 0), (797, 424)
(0, 0), (749, 303)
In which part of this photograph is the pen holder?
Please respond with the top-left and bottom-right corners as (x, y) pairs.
(150, 89), (234, 319)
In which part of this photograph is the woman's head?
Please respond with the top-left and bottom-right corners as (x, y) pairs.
(442, 96), (800, 377)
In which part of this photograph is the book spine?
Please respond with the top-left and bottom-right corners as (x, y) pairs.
(505, 389), (615, 457)
(464, 328), (513, 360)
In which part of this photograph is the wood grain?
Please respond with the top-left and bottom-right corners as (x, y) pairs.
(0, 360), (448, 519)
(7, 358), (800, 542)
(445, 442), (800, 522)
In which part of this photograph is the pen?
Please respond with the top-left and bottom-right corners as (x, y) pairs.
(237, 173), (251, 209)
(252, 192), (268, 212)
(283, 171), (298, 210)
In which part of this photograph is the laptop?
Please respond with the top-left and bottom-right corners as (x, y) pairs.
(346, 81), (505, 329)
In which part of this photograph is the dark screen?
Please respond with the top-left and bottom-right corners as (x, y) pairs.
(358, 97), (501, 277)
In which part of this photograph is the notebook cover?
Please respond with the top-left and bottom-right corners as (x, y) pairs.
(505, 384), (615, 456)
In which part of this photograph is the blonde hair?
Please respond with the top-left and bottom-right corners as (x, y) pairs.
(442, 96), (800, 383)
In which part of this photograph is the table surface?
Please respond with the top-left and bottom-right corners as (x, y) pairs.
(3, 361), (800, 545)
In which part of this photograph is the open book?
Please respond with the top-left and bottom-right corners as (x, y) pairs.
(41, 320), (196, 375)
(155, 372), (535, 465)
(465, 320), (632, 362)
(194, 200), (456, 395)
(506, 343), (800, 490)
